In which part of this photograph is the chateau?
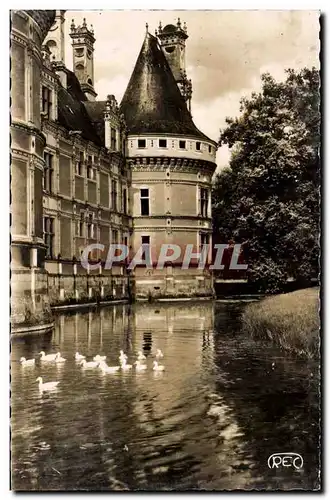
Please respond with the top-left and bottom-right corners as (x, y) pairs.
(10, 10), (217, 335)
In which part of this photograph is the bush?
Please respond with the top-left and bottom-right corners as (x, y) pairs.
(241, 287), (320, 358)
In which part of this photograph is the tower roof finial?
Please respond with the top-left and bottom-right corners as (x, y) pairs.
(145, 22), (149, 33)
(177, 17), (181, 29)
(82, 17), (87, 28)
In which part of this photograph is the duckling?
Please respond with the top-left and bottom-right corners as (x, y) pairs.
(36, 377), (60, 392)
(80, 359), (100, 369)
(99, 361), (120, 374)
(155, 349), (164, 359)
(93, 355), (107, 362)
(39, 351), (58, 362)
(120, 359), (132, 371)
(119, 350), (128, 363)
(134, 360), (147, 371)
(153, 361), (165, 372)
(20, 357), (35, 367)
(55, 353), (66, 363)
(75, 352), (86, 361)
(137, 351), (146, 361)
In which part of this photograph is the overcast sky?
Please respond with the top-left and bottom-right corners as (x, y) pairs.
(64, 10), (319, 170)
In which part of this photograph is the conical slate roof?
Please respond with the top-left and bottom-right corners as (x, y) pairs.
(120, 32), (212, 142)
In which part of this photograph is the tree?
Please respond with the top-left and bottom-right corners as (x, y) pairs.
(212, 67), (320, 293)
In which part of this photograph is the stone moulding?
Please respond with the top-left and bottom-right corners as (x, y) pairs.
(129, 156), (216, 174)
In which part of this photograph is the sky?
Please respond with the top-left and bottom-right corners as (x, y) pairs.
(64, 10), (320, 171)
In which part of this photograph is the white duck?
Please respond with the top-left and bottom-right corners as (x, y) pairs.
(137, 351), (146, 361)
(99, 361), (120, 374)
(120, 359), (132, 371)
(155, 349), (164, 359)
(55, 353), (66, 363)
(153, 361), (165, 372)
(75, 352), (85, 361)
(20, 357), (35, 366)
(134, 360), (147, 371)
(119, 350), (128, 363)
(36, 377), (60, 391)
(93, 355), (107, 362)
(39, 351), (58, 362)
(80, 359), (99, 369)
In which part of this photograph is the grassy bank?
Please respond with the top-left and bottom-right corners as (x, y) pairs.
(241, 287), (320, 359)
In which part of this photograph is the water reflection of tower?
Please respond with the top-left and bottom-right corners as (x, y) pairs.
(143, 332), (153, 353)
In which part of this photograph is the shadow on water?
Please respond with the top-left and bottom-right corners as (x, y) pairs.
(11, 301), (320, 491)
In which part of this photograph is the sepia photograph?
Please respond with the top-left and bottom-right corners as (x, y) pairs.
(10, 8), (320, 491)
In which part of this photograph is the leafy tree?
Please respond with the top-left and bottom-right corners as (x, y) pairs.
(212, 67), (320, 293)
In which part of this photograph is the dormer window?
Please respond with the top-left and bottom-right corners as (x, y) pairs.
(196, 142), (201, 151)
(159, 139), (167, 148)
(138, 139), (146, 148)
(41, 86), (52, 118)
(111, 127), (117, 150)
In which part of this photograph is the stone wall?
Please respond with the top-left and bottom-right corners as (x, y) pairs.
(47, 272), (130, 306)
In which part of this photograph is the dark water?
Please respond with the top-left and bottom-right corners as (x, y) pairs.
(11, 302), (320, 491)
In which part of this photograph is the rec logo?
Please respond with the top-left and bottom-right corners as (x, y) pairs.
(268, 453), (304, 470)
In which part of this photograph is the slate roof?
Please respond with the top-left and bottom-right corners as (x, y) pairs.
(57, 70), (104, 146)
(120, 32), (213, 142)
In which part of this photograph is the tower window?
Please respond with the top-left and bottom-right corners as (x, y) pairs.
(200, 188), (209, 217)
(43, 152), (54, 192)
(43, 217), (54, 259)
(159, 139), (167, 148)
(140, 188), (150, 216)
(165, 46), (175, 53)
(196, 142), (201, 151)
(208, 145), (212, 153)
(179, 140), (186, 149)
(138, 139), (146, 148)
(141, 235), (151, 262)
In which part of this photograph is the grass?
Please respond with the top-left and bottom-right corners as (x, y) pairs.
(241, 287), (320, 359)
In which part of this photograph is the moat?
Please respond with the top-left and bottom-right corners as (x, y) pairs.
(11, 301), (319, 491)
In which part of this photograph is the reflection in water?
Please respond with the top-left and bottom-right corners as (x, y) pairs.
(11, 302), (319, 491)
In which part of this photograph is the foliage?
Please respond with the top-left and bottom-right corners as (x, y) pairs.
(241, 287), (320, 359)
(213, 68), (320, 292)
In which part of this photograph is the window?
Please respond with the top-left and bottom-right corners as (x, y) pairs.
(41, 86), (52, 118)
(196, 142), (201, 151)
(141, 235), (151, 262)
(140, 188), (149, 216)
(138, 139), (146, 148)
(43, 217), (54, 258)
(179, 140), (186, 149)
(159, 139), (167, 148)
(76, 152), (84, 176)
(122, 188), (127, 214)
(208, 145), (212, 153)
(87, 164), (95, 180)
(200, 233), (210, 246)
(112, 229), (118, 244)
(76, 212), (84, 237)
(43, 152), (53, 192)
(111, 180), (117, 211)
(200, 233), (210, 260)
(111, 128), (117, 151)
(87, 214), (95, 239)
(200, 188), (209, 217)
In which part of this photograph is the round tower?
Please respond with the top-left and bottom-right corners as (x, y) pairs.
(120, 30), (217, 300)
(11, 10), (55, 334)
